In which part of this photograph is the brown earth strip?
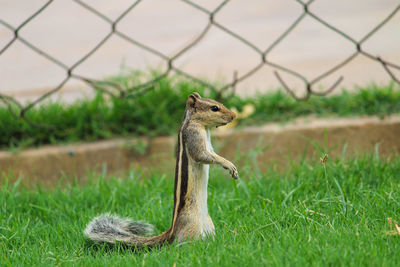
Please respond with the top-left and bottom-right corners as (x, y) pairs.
(1, 116), (399, 186)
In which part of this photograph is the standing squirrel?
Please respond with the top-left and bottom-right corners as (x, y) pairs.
(84, 92), (239, 247)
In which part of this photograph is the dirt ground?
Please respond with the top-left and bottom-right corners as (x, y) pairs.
(1, 115), (399, 185)
(1, 0), (399, 103)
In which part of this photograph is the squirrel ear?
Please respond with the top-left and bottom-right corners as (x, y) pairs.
(191, 92), (201, 99)
(187, 94), (198, 111)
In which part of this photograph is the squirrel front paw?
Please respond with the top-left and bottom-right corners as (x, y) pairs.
(222, 160), (239, 179)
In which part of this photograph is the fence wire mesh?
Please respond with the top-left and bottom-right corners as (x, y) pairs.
(1, 0), (399, 126)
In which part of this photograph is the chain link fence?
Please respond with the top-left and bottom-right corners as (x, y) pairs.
(1, 0), (399, 126)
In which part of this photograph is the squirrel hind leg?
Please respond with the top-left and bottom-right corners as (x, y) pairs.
(84, 213), (155, 243)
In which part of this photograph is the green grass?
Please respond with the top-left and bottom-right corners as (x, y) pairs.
(2, 71), (400, 150)
(1, 154), (400, 266)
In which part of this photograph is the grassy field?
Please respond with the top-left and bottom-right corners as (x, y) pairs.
(1, 153), (400, 266)
(1, 72), (400, 150)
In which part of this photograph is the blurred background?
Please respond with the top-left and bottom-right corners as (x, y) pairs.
(1, 0), (399, 104)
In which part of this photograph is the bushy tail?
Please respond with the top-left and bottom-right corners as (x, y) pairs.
(84, 213), (169, 247)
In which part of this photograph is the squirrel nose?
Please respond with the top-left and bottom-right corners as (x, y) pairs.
(231, 112), (236, 120)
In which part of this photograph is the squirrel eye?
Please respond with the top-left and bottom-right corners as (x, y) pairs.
(210, 106), (219, 112)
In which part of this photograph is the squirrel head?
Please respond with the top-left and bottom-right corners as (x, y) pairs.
(186, 92), (236, 127)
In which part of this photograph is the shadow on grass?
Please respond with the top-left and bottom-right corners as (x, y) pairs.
(83, 239), (155, 256)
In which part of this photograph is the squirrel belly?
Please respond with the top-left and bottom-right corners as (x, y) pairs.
(83, 92), (238, 248)
(172, 151), (215, 243)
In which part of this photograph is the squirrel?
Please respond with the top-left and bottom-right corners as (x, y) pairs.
(84, 92), (239, 248)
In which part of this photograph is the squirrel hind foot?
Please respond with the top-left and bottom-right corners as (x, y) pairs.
(84, 213), (155, 243)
